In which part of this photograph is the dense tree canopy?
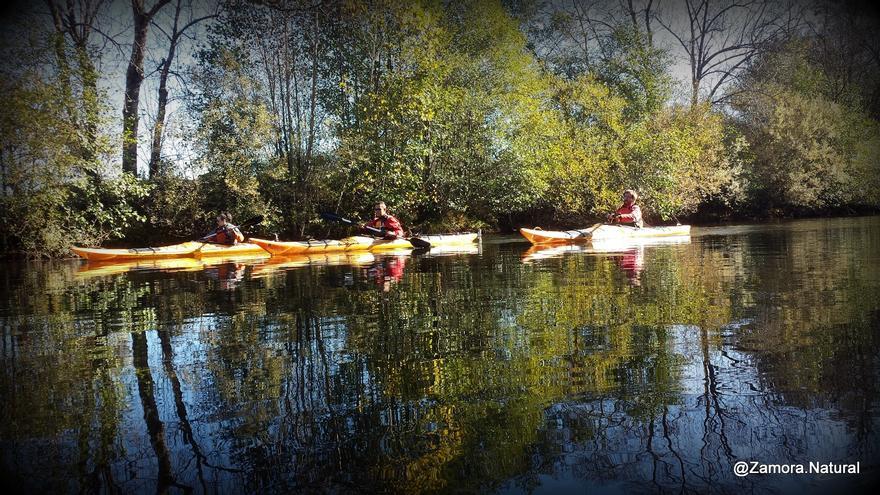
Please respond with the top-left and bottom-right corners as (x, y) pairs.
(1, 0), (879, 256)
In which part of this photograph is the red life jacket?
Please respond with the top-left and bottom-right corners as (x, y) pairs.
(614, 203), (643, 228)
(366, 214), (404, 237)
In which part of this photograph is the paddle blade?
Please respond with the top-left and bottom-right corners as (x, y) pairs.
(409, 237), (432, 249)
(575, 223), (604, 238)
(239, 215), (264, 228)
(320, 211), (356, 225)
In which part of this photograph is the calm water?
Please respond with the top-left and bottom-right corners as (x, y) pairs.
(2, 217), (879, 494)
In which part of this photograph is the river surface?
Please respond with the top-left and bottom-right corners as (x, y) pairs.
(2, 216), (879, 494)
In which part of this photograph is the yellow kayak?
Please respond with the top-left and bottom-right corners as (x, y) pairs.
(520, 225), (691, 245)
(71, 241), (269, 261)
(250, 233), (479, 256)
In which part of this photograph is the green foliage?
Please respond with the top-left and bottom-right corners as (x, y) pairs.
(595, 25), (674, 120)
(189, 45), (276, 225)
(535, 78), (734, 221)
(626, 105), (736, 219)
(730, 41), (880, 212)
(138, 172), (204, 240)
(331, 0), (551, 227)
(0, 37), (147, 256)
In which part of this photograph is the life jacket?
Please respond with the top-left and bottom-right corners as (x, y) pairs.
(366, 214), (404, 237)
(614, 203), (643, 228)
(213, 224), (245, 245)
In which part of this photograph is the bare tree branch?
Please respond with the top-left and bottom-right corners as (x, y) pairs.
(656, 0), (803, 106)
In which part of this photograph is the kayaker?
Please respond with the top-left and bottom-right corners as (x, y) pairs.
(201, 213), (245, 245)
(607, 190), (644, 228)
(363, 202), (405, 239)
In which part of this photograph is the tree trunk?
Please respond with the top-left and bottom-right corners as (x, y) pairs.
(691, 79), (700, 107)
(148, 1), (180, 179)
(148, 2), (215, 178)
(148, 60), (171, 178)
(305, 9), (319, 167)
(45, 1), (77, 130)
(123, 0), (171, 176)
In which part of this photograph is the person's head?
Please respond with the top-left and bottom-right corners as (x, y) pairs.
(622, 189), (639, 205)
(374, 202), (387, 218)
(216, 212), (232, 226)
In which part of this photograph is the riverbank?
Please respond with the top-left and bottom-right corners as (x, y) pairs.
(4, 210), (879, 260)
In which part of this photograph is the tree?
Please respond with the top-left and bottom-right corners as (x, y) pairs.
(122, 0), (172, 176)
(189, 45), (275, 223)
(729, 42), (880, 211)
(655, 0), (803, 107)
(44, 0), (106, 170)
(148, 0), (216, 178)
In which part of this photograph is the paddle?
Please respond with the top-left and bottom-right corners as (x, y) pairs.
(320, 212), (432, 249)
(574, 223), (604, 239)
(198, 215), (264, 245)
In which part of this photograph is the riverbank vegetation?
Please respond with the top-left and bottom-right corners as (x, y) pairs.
(2, 0), (879, 256)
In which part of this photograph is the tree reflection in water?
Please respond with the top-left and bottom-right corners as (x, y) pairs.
(1, 217), (879, 493)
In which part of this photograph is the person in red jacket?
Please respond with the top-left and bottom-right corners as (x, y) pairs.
(202, 212), (245, 245)
(363, 202), (405, 238)
(607, 189), (644, 228)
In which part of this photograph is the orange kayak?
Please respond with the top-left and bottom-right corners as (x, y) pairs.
(71, 241), (269, 261)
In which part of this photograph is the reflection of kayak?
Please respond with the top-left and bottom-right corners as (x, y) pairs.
(419, 244), (482, 257)
(519, 225), (690, 244)
(522, 244), (587, 262)
(76, 258), (205, 277)
(76, 253), (271, 278)
(251, 252), (377, 276)
(252, 243), (483, 277)
(522, 235), (691, 262)
(591, 235), (690, 252)
(71, 242), (268, 261)
(250, 233), (479, 256)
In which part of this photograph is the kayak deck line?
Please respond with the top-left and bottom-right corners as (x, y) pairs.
(520, 225), (691, 245)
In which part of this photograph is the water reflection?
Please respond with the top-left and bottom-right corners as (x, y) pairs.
(367, 255), (408, 291)
(522, 236), (691, 286)
(1, 217), (879, 493)
(204, 262), (248, 290)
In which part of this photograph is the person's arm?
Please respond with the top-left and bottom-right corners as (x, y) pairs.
(384, 215), (404, 236)
(608, 206), (623, 223)
(231, 225), (245, 243)
(199, 228), (219, 241)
